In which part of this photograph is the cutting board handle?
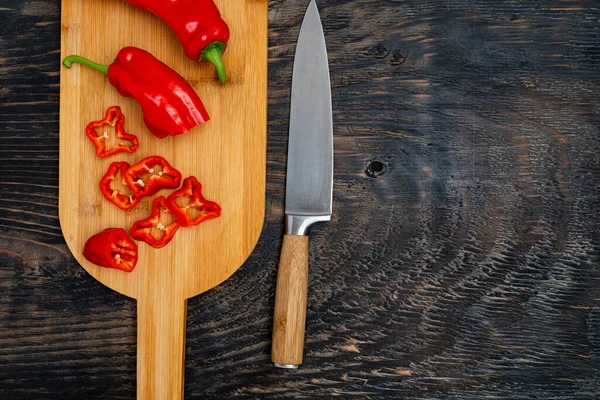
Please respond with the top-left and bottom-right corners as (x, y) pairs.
(272, 234), (309, 368)
(137, 293), (187, 399)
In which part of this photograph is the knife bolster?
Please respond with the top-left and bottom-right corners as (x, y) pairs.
(285, 214), (331, 235)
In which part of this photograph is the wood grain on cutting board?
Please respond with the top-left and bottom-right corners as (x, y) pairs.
(59, 0), (266, 298)
(59, 0), (266, 398)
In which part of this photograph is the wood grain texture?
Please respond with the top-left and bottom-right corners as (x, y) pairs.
(59, 0), (267, 299)
(137, 294), (187, 399)
(272, 234), (309, 367)
(1, 0), (600, 399)
(58, 0), (266, 397)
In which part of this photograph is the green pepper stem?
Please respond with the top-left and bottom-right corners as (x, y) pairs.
(201, 42), (227, 85)
(62, 55), (109, 74)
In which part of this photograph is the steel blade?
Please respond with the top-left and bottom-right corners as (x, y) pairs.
(285, 0), (333, 218)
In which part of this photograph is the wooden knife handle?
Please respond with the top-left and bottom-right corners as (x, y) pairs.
(272, 234), (309, 368)
(137, 294), (187, 399)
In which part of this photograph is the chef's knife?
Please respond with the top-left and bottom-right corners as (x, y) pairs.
(271, 0), (333, 369)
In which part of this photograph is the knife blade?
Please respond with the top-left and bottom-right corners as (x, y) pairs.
(272, 0), (333, 369)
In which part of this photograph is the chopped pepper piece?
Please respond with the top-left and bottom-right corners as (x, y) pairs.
(166, 176), (221, 227)
(86, 106), (139, 158)
(62, 47), (210, 138)
(125, 156), (182, 198)
(123, 0), (230, 84)
(83, 228), (138, 272)
(100, 161), (140, 210)
(130, 196), (180, 248)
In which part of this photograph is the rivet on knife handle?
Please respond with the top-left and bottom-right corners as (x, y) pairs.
(272, 234), (309, 368)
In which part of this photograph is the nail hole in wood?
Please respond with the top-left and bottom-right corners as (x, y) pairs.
(372, 44), (390, 59)
(391, 51), (408, 66)
(366, 160), (386, 178)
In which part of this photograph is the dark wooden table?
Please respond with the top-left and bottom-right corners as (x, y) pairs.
(2, 0), (599, 398)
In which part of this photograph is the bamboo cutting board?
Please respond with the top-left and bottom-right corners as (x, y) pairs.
(59, 0), (267, 398)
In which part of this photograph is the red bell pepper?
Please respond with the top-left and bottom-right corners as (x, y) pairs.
(123, 0), (230, 84)
(166, 176), (221, 227)
(130, 196), (180, 248)
(62, 47), (210, 139)
(100, 161), (140, 210)
(83, 228), (138, 272)
(86, 106), (139, 158)
(124, 156), (182, 198)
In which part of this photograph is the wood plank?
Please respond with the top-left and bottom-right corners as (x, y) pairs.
(1, 0), (600, 399)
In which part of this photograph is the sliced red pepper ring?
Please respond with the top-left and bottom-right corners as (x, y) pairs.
(166, 176), (221, 227)
(86, 106), (139, 158)
(124, 156), (182, 197)
(83, 228), (138, 272)
(100, 161), (140, 210)
(130, 196), (180, 248)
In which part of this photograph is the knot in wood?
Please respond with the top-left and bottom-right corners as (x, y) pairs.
(365, 160), (386, 178)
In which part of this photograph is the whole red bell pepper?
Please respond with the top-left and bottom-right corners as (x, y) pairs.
(62, 47), (210, 139)
(124, 0), (230, 84)
(166, 176), (221, 227)
(86, 106), (139, 158)
(130, 196), (180, 248)
(100, 162), (140, 210)
(124, 156), (182, 198)
(83, 228), (138, 272)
